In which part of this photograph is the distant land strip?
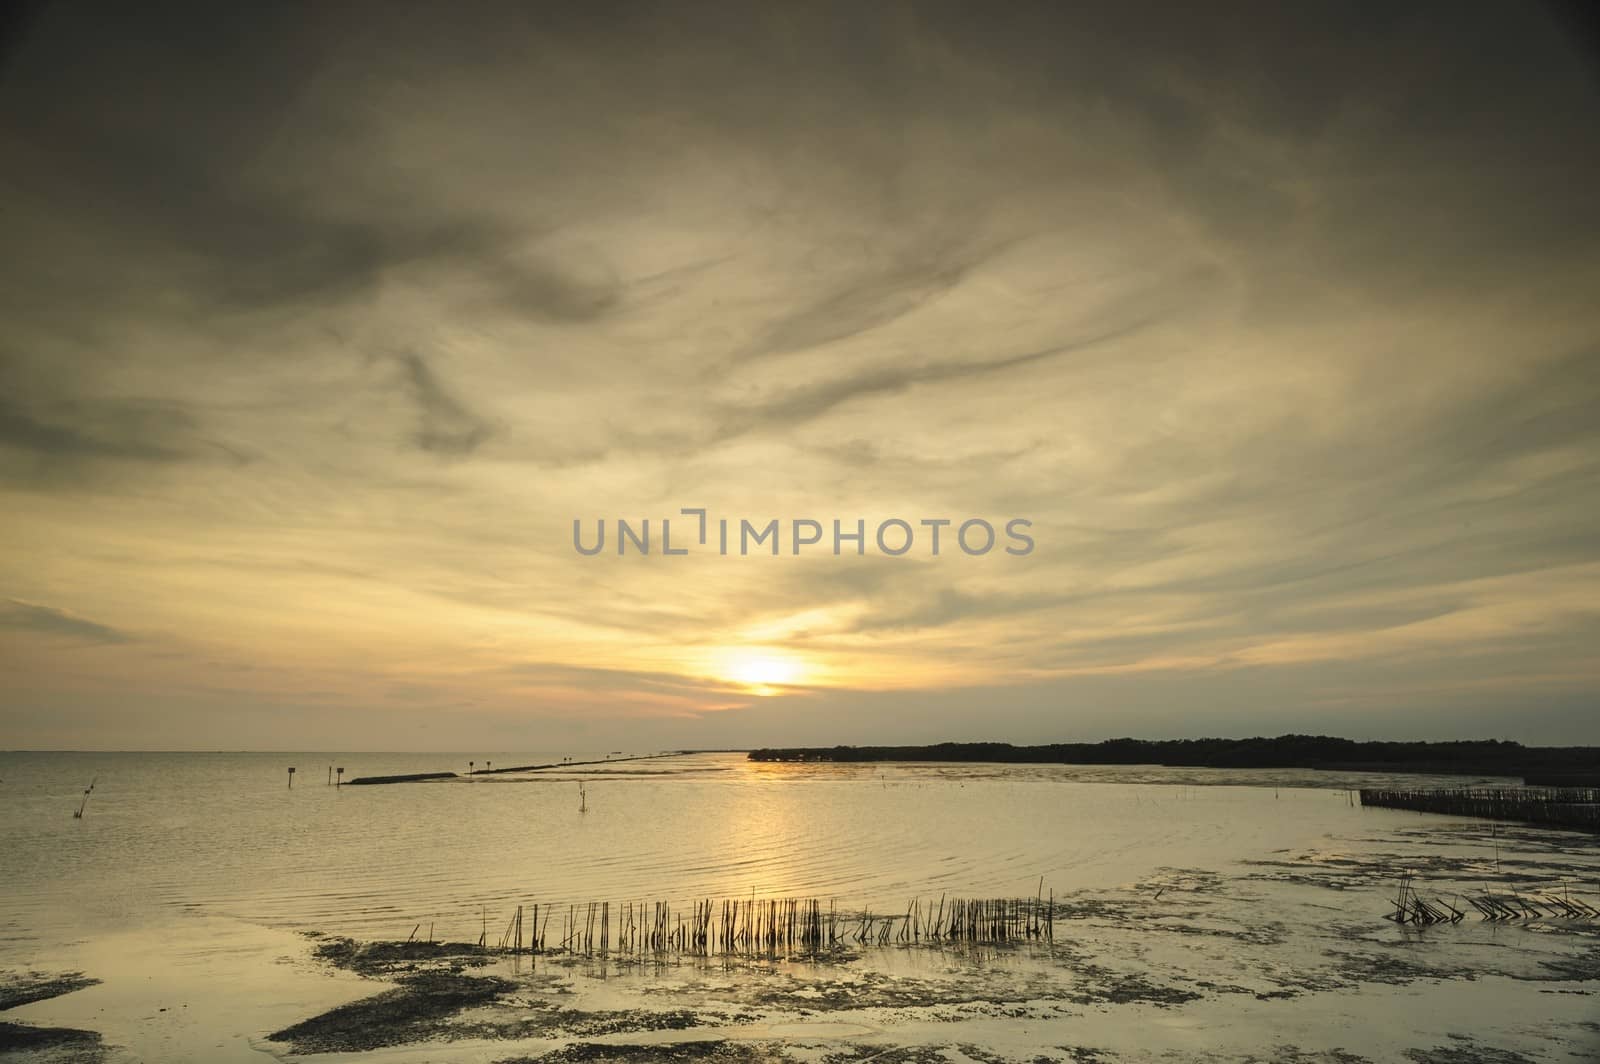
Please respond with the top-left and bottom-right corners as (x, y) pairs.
(346, 752), (683, 786)
(747, 735), (1600, 782)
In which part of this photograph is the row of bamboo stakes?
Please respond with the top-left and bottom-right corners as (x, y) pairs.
(1359, 787), (1600, 831)
(1386, 871), (1599, 925)
(468, 888), (1057, 958)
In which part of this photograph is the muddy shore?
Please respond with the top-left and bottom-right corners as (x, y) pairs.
(0, 972), (106, 1063)
(253, 843), (1600, 1064)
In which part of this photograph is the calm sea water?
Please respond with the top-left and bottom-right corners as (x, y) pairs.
(0, 750), (1515, 950)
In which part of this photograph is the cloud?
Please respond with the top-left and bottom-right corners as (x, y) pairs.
(0, 393), (251, 488)
(396, 352), (496, 457)
(714, 321), (1151, 440)
(842, 586), (1074, 634)
(1, 1), (1598, 746)
(0, 599), (130, 644)
(734, 232), (1018, 363)
(0, 395), (195, 463)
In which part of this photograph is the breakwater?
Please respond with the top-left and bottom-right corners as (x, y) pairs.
(344, 771), (457, 786)
(346, 752), (685, 786)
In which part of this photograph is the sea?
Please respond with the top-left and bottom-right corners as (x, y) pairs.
(1, 751), (1595, 1063)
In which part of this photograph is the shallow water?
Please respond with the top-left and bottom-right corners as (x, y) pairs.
(1, 752), (1596, 1063)
(0, 751), (1520, 948)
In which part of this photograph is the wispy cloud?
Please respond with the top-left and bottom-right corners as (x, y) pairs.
(0, 599), (130, 644)
(714, 322), (1151, 441)
(1, 1), (1598, 746)
(396, 352), (496, 457)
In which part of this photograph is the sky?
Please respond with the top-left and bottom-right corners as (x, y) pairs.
(2, 3), (1599, 751)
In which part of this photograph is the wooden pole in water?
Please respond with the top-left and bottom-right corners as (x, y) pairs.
(288, 766), (295, 789)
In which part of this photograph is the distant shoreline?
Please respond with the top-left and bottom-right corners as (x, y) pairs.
(745, 736), (1600, 784)
(346, 752), (683, 785)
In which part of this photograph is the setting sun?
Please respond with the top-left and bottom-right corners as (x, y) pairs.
(723, 652), (803, 695)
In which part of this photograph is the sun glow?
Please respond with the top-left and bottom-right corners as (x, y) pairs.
(722, 651), (804, 695)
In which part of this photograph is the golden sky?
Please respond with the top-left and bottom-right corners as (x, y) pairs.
(2, 4), (1599, 749)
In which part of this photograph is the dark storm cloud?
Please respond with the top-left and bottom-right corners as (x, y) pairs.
(0, 4), (369, 311)
(0, 4), (633, 347)
(4, 2), (1592, 355)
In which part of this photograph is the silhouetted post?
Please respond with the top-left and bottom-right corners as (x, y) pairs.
(486, 761), (492, 772)
(73, 778), (95, 819)
(469, 761), (474, 775)
(336, 767), (344, 787)
(288, 767), (296, 789)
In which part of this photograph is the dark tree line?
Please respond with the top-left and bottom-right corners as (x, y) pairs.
(747, 735), (1599, 776)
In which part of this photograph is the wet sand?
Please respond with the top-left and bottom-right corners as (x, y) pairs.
(243, 840), (1600, 1063)
(54, 820), (1587, 1063)
(0, 972), (104, 1063)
